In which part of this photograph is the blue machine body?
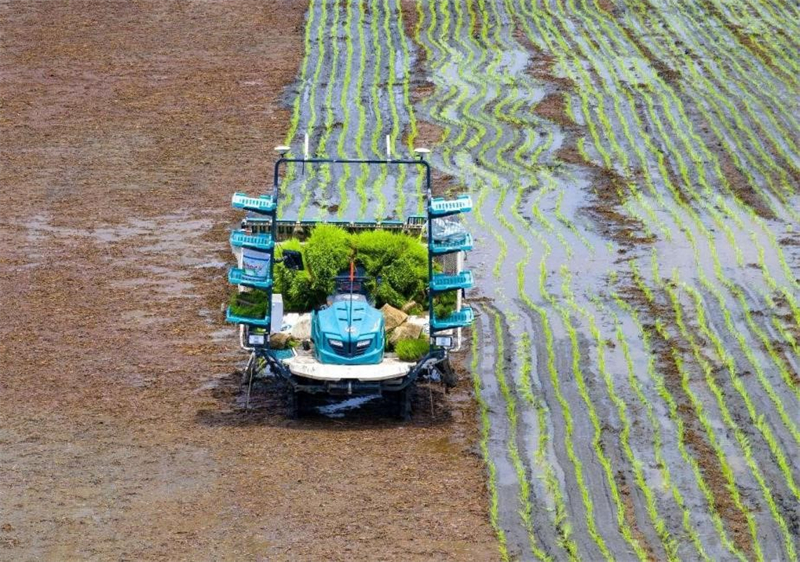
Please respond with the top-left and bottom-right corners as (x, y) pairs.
(311, 272), (385, 365)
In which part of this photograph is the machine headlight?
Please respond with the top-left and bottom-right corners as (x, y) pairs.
(328, 338), (344, 348)
(356, 338), (372, 349)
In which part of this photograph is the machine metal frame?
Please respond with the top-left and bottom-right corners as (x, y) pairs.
(229, 150), (472, 418)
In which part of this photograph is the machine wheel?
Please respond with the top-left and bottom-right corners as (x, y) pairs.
(439, 359), (458, 389)
(288, 389), (305, 419)
(386, 386), (412, 421)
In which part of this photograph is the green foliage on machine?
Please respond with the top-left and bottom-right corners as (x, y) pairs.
(273, 226), (428, 312)
(273, 239), (317, 311)
(228, 289), (269, 319)
(303, 224), (352, 295)
(434, 290), (457, 319)
(395, 337), (430, 362)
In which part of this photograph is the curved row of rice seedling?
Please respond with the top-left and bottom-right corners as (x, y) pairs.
(428, 1), (706, 555)
(747, 0), (800, 42)
(379, 0), (407, 216)
(516, 327), (580, 560)
(666, 0), (800, 151)
(679, 0), (800, 146)
(490, 162), (655, 558)
(418, 4), (616, 554)
(392, 0), (422, 214)
(520, 0), (792, 552)
(620, 0), (800, 221)
(652, 0), (800, 197)
(350, 0), (370, 218)
(628, 264), (753, 561)
(470, 323), (511, 562)
(510, 223), (614, 559)
(488, 306), (552, 561)
(574, 0), (800, 291)
(605, 295), (711, 561)
(544, 268), (652, 559)
(705, 0), (800, 82)
(560, 270), (681, 560)
(546, 0), (800, 410)
(290, 0), (333, 219)
(501, 153), (589, 560)
(305, 0), (343, 217)
(333, 0), (357, 218)
(414, 1), (798, 558)
(663, 275), (797, 560)
(679, 280), (800, 502)
(609, 287), (744, 560)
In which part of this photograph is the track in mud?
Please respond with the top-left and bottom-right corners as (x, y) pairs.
(285, 0), (799, 560)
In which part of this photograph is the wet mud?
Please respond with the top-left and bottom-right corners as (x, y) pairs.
(0, 1), (497, 560)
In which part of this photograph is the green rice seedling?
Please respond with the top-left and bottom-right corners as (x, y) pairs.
(629, 269), (750, 562)
(550, 269), (648, 561)
(570, 288), (681, 560)
(471, 325), (510, 562)
(610, 292), (712, 562)
(663, 278), (788, 562)
(517, 332), (535, 407)
(682, 282), (800, 502)
(490, 310), (552, 561)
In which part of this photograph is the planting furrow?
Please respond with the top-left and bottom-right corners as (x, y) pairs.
(471, 321), (512, 562)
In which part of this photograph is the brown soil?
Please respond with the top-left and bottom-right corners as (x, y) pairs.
(607, 8), (681, 86)
(532, 93), (575, 129)
(615, 469), (657, 561)
(0, 2), (497, 561)
(556, 140), (655, 246)
(715, 141), (777, 220)
(596, 0), (617, 14)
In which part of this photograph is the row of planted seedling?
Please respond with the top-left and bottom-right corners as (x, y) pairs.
(526, 0), (800, 417)
(419, 1), (799, 559)
(280, 0), (423, 221)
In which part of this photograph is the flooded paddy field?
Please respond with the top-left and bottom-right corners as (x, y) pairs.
(403, 0), (800, 560)
(270, 0), (799, 559)
(1, 0), (798, 560)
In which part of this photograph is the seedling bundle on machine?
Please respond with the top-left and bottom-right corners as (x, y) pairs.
(226, 145), (475, 419)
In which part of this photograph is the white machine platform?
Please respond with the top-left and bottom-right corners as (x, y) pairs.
(284, 351), (414, 382)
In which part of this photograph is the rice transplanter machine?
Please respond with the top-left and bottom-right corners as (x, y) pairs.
(226, 146), (475, 419)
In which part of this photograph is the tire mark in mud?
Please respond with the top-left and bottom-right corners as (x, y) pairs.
(471, 316), (512, 562)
